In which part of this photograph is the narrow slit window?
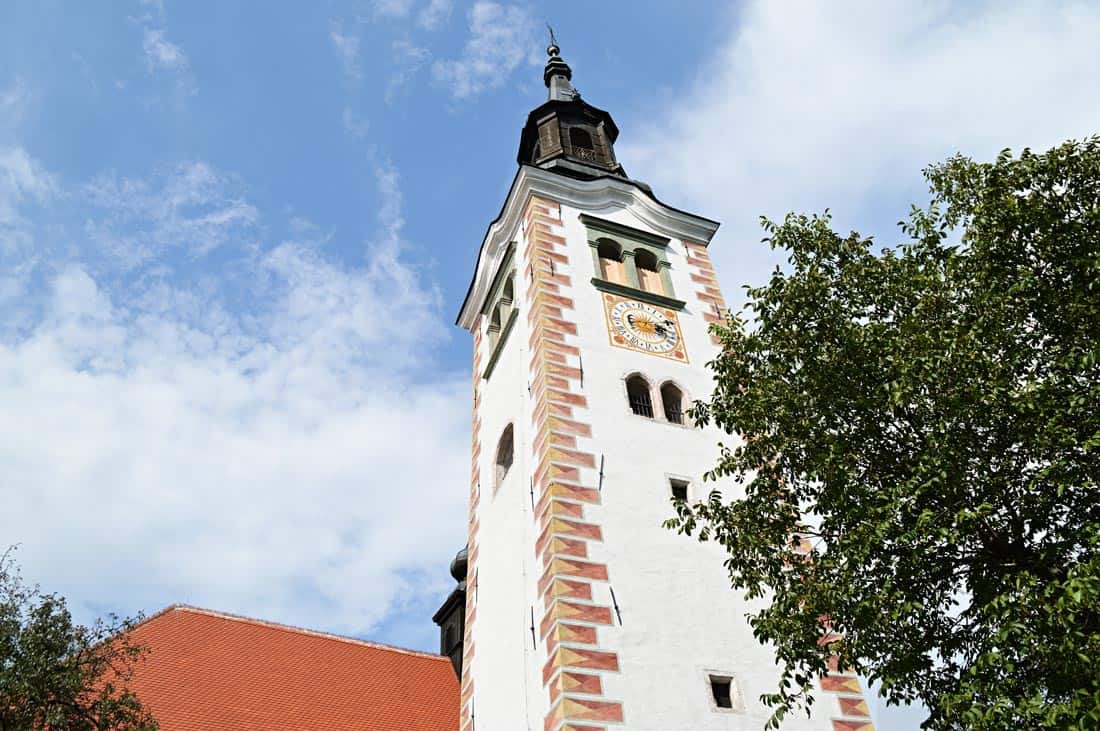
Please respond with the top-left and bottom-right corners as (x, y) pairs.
(660, 382), (684, 424)
(669, 479), (689, 502)
(626, 375), (653, 418)
(495, 424), (514, 491)
(634, 249), (664, 295)
(710, 675), (733, 709)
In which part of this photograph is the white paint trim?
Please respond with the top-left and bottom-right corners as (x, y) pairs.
(457, 167), (720, 330)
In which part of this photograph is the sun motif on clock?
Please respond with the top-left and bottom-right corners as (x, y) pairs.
(603, 293), (688, 362)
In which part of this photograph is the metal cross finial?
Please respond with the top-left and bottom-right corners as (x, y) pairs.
(547, 23), (557, 47)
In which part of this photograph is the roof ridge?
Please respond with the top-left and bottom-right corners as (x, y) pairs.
(160, 604), (449, 662)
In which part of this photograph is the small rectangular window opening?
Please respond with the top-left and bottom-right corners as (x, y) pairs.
(709, 675), (733, 709)
(670, 479), (689, 502)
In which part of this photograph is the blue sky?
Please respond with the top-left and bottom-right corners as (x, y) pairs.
(2, 1), (1098, 728)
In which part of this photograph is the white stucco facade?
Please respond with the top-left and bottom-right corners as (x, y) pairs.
(457, 167), (868, 731)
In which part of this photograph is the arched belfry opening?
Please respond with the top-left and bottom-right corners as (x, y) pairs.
(569, 127), (593, 150)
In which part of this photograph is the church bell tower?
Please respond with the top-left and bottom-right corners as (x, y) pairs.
(436, 41), (876, 731)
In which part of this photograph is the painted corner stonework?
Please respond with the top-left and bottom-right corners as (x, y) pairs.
(601, 292), (687, 362)
(460, 327), (483, 731)
(682, 241), (728, 346)
(524, 196), (625, 731)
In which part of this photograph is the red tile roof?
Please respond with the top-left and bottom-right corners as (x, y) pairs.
(126, 605), (459, 730)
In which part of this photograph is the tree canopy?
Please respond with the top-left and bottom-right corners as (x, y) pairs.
(672, 138), (1100, 729)
(0, 551), (158, 730)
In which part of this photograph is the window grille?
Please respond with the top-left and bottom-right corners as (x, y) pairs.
(626, 376), (653, 418)
(661, 383), (684, 424)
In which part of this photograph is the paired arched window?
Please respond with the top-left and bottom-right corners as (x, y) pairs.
(625, 375), (688, 424)
(661, 382), (684, 424)
(487, 275), (515, 357)
(626, 374), (654, 418)
(488, 304), (503, 352)
(634, 249), (664, 295)
(588, 229), (674, 299)
(596, 239), (627, 285)
(495, 424), (514, 491)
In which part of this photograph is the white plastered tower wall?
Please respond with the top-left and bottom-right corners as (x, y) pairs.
(452, 43), (875, 731)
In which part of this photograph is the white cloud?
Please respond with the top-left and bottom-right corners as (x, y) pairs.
(330, 22), (362, 81)
(342, 107), (371, 138)
(0, 147), (55, 319)
(386, 40), (431, 102)
(134, 1), (196, 97)
(432, 1), (539, 99)
(371, 0), (416, 19)
(0, 79), (29, 125)
(622, 0), (1100, 306)
(142, 28), (188, 72)
(0, 146), (56, 227)
(82, 161), (258, 267)
(0, 157), (468, 637)
(417, 0), (453, 30)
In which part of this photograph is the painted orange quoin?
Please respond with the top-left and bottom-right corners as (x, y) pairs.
(524, 195), (626, 731)
(683, 241), (729, 345)
(460, 324), (484, 731)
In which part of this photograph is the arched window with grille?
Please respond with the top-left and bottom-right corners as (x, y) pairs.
(634, 248), (664, 295)
(660, 382), (685, 424)
(626, 374), (654, 418)
(494, 424), (514, 491)
(597, 238), (626, 285)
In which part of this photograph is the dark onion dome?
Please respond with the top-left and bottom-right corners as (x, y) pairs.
(517, 39), (625, 180)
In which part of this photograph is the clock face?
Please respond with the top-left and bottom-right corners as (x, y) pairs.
(603, 294), (688, 362)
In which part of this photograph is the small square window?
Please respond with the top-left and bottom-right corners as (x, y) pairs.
(669, 479), (689, 502)
(709, 675), (733, 709)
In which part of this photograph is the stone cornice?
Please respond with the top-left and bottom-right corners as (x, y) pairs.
(456, 165), (720, 331)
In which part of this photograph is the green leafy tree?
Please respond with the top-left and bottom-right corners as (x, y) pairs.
(671, 139), (1100, 729)
(0, 550), (158, 730)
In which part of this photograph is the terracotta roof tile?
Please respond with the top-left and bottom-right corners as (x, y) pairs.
(127, 605), (458, 730)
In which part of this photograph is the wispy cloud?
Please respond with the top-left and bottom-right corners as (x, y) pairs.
(432, 1), (539, 99)
(370, 0), (416, 20)
(142, 28), (188, 72)
(342, 107), (371, 138)
(0, 154), (467, 638)
(386, 40), (431, 103)
(82, 161), (257, 268)
(0, 79), (29, 126)
(134, 1), (196, 96)
(329, 22), (362, 82)
(417, 0), (453, 30)
(0, 146), (56, 226)
(0, 147), (56, 318)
